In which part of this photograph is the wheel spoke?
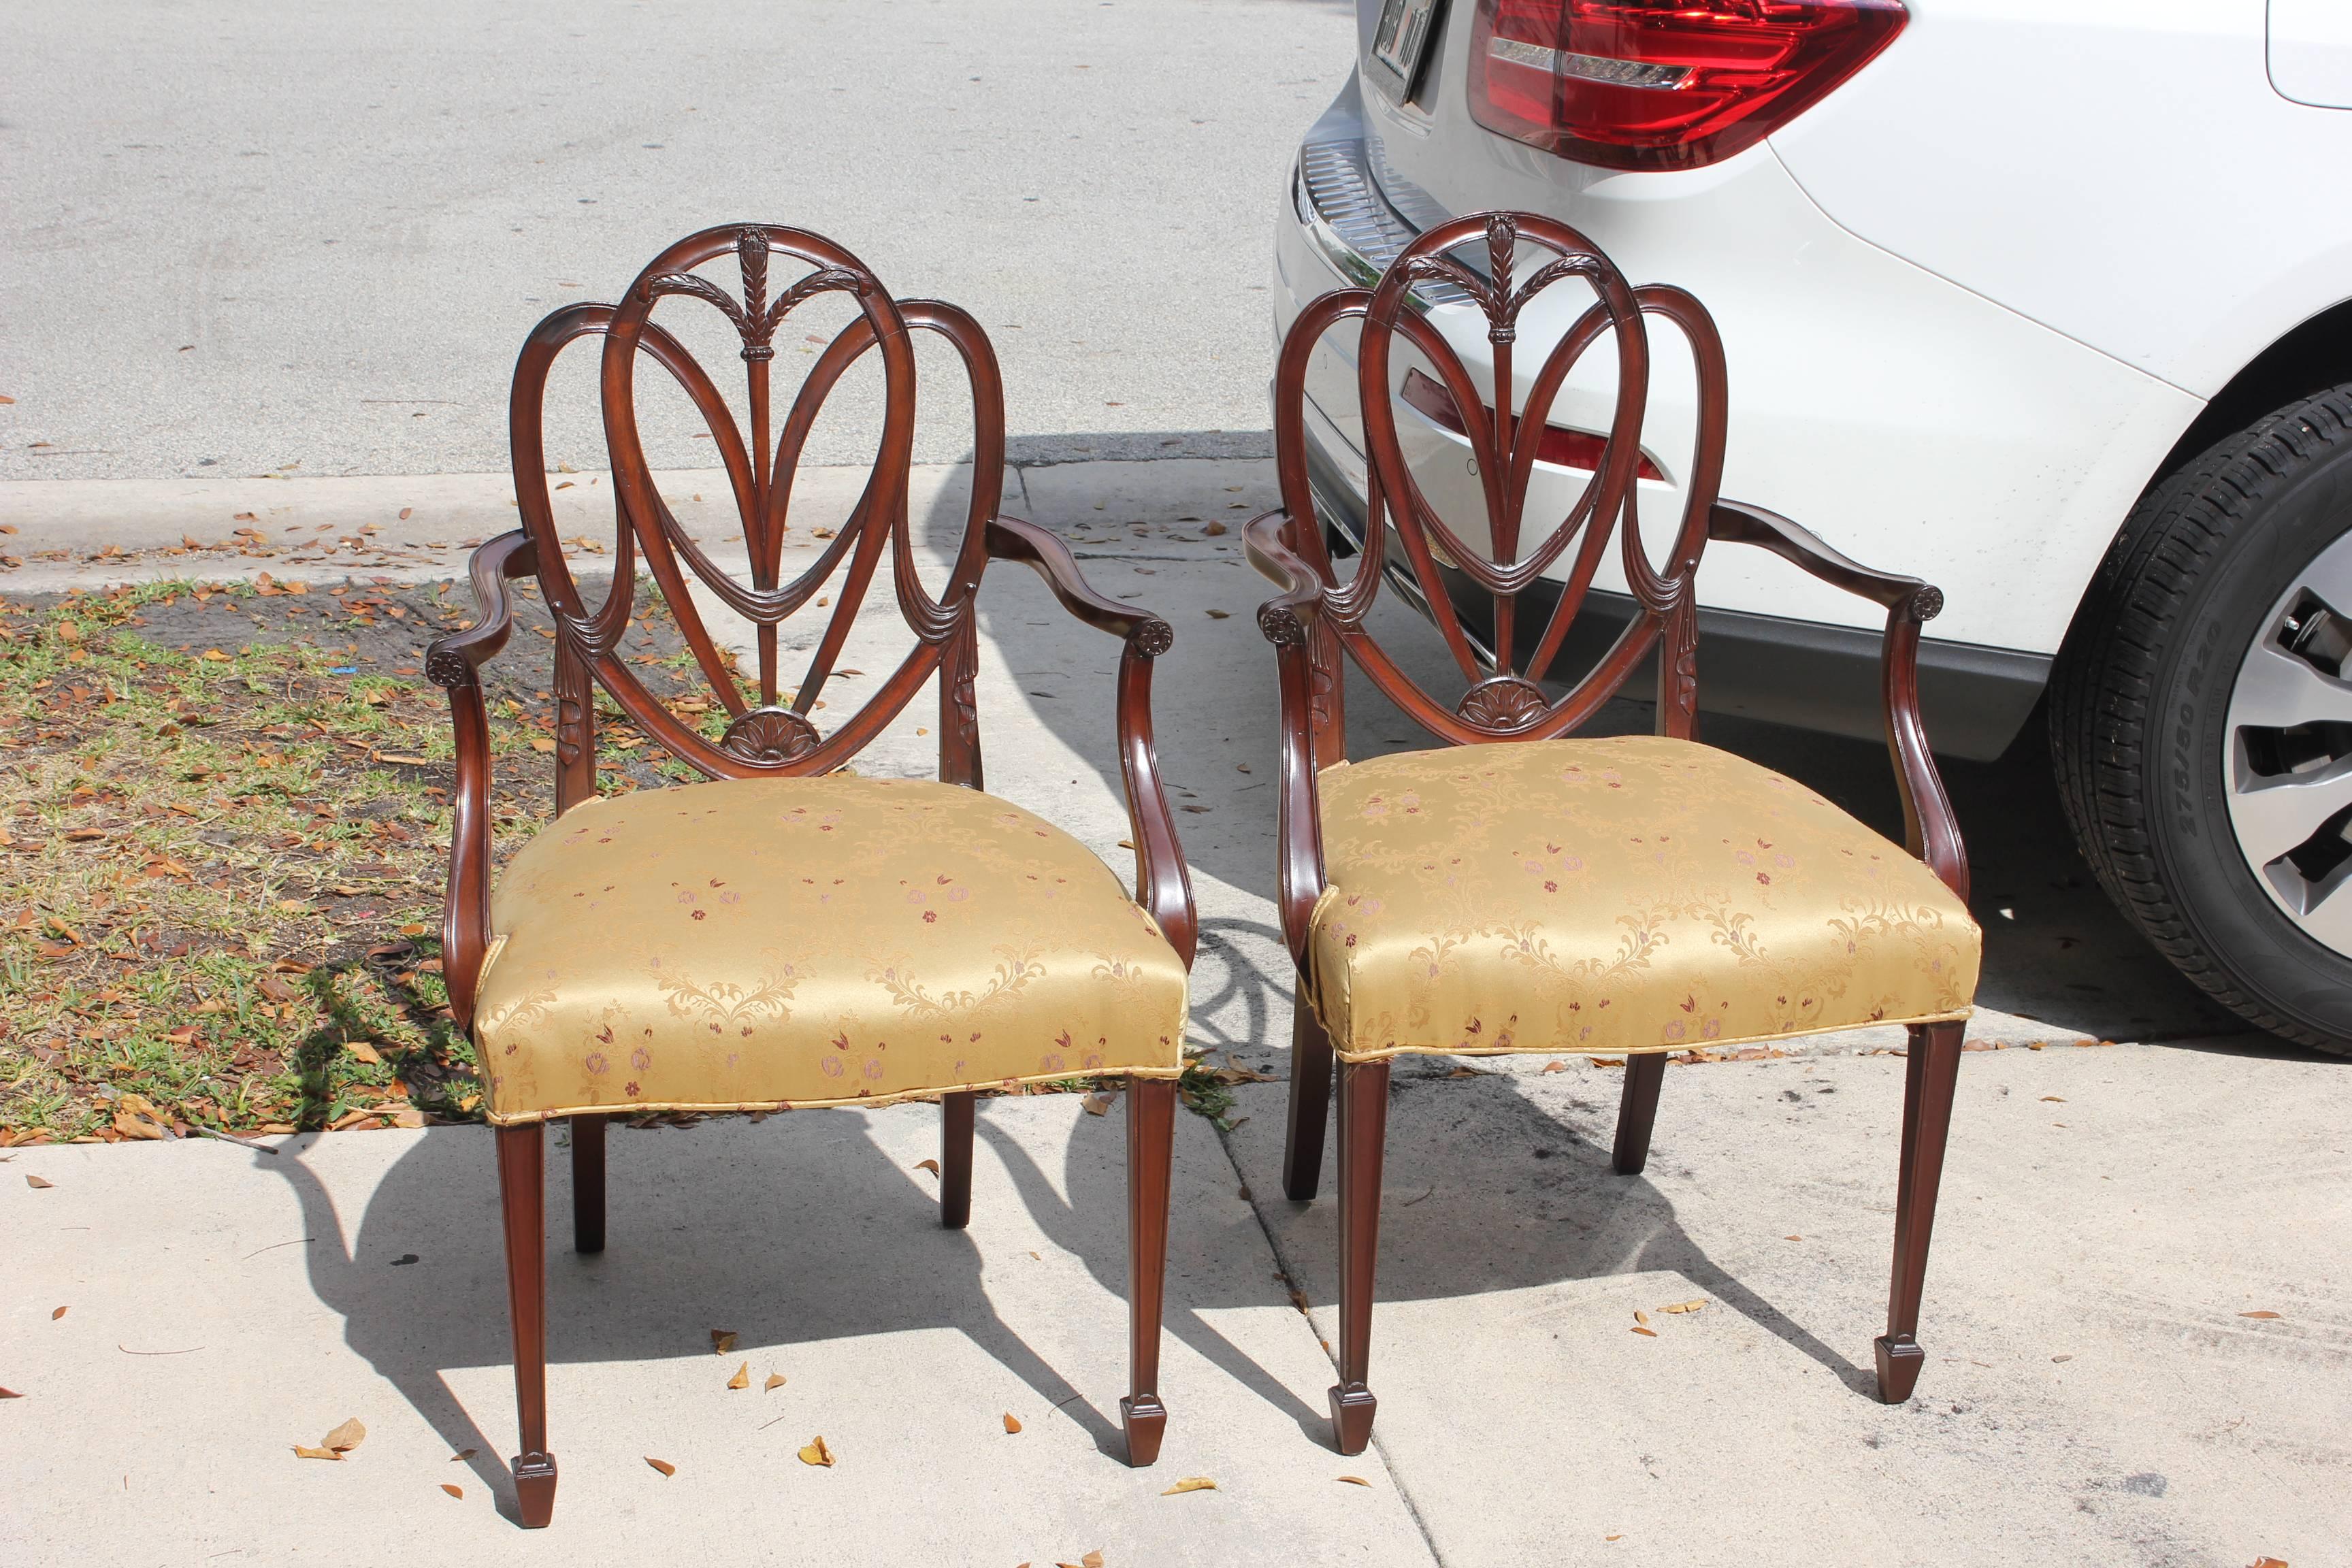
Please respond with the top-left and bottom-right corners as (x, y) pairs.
(2291, 871), (2352, 946)
(2229, 643), (2352, 732)
(2227, 758), (2352, 868)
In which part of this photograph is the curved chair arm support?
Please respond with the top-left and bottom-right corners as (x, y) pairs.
(424, 530), (539, 1031)
(1247, 511), (1334, 965)
(983, 514), (1196, 965)
(1707, 500), (1967, 900)
(987, 514), (1173, 646)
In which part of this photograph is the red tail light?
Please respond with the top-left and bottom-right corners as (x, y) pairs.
(1401, 368), (1666, 481)
(1467, 0), (1907, 172)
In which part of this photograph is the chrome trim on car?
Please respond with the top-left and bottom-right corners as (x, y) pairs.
(1294, 135), (1467, 309)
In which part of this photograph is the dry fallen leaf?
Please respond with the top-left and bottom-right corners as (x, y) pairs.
(710, 1329), (738, 1354)
(765, 1372), (786, 1392)
(344, 1041), (382, 1066)
(727, 1360), (749, 1390)
(2248, 1557), (2288, 1567)
(2238, 1311), (2282, 1320)
(399, 507), (414, 521)
(1541, 1060), (1567, 1073)
(1784, 1235), (1803, 1242)
(0, 1388), (20, 1399)
(1633, 1309), (1650, 1326)
(2041, 1095), (2065, 1103)
(1083, 1552), (1105, 1568)
(1660, 1299), (1707, 1315)
(1002, 1411), (1023, 1435)
(1081, 1092), (1113, 1116)
(1162, 1476), (1216, 1495)
(440, 1483), (463, 1499)
(50, 1305), (66, 1320)
(321, 1417), (365, 1452)
(1630, 1325), (1657, 1338)
(798, 1435), (835, 1467)
(25, 1175), (53, 1189)
(646, 1456), (676, 1477)
(1337, 1475), (1370, 1486)
(451, 1448), (477, 1461)
(293, 1446), (342, 1461)
(913, 1158), (941, 1177)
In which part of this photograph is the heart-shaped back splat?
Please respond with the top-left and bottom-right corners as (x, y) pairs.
(508, 223), (1006, 811)
(1269, 210), (1728, 746)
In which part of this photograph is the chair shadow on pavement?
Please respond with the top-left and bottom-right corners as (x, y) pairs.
(257, 1112), (1152, 1524)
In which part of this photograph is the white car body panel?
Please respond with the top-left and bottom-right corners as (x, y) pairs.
(1771, 1), (2352, 397)
(2268, 0), (2352, 110)
(1288, 67), (2203, 656)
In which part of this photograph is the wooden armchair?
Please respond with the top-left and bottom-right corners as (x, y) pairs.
(1250, 213), (1981, 1455)
(427, 225), (1196, 1525)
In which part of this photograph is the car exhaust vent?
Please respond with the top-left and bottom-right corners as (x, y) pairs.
(1468, 0), (1908, 172)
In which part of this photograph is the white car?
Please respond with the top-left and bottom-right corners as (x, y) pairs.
(1272, 0), (2352, 1051)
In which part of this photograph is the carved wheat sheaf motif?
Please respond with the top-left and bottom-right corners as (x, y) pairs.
(640, 227), (866, 362)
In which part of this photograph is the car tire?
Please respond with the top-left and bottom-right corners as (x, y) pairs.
(2051, 384), (2352, 1054)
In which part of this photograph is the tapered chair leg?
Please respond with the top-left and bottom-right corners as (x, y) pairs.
(1875, 1020), (1965, 1403)
(495, 1122), (558, 1528)
(1328, 1058), (1390, 1456)
(570, 1113), (606, 1254)
(1612, 1054), (1667, 1175)
(1283, 1001), (1335, 1201)
(1121, 1075), (1177, 1467)
(940, 1092), (976, 1229)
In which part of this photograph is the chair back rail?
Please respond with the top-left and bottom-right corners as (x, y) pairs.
(1264, 212), (1728, 745)
(506, 224), (1004, 798)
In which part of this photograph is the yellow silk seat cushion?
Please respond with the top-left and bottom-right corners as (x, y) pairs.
(472, 775), (1188, 1124)
(1307, 736), (1978, 1061)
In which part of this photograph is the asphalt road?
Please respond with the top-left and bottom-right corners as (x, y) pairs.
(0, 0), (1355, 481)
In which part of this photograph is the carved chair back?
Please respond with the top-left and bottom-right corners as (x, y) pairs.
(503, 223), (996, 811)
(1266, 210), (1728, 753)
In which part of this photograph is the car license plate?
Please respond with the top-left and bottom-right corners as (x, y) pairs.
(1369, 0), (1444, 103)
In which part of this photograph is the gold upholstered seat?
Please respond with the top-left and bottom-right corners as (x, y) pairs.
(1306, 736), (1978, 1062)
(474, 775), (1188, 1124)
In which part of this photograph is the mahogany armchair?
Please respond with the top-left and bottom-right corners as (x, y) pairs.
(1250, 213), (1981, 1455)
(427, 225), (1196, 1525)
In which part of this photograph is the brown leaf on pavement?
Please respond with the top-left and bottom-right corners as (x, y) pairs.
(1633, 1310), (1650, 1326)
(1162, 1476), (1215, 1494)
(913, 1158), (941, 1177)
(2238, 1311), (2282, 1320)
(645, 1456), (675, 1477)
(2041, 1096), (2065, 1102)
(293, 1446), (342, 1460)
(1081, 1092), (1113, 1116)
(727, 1361), (749, 1390)
(764, 1373), (786, 1392)
(440, 1483), (462, 1499)
(50, 1306), (67, 1320)
(1541, 1060), (1567, 1073)
(1002, 1412), (1022, 1434)
(1337, 1475), (1370, 1486)
(710, 1329), (737, 1354)
(0, 1388), (22, 1399)
(450, 1448), (476, 1461)
(1083, 1552), (1106, 1567)
(797, 1435), (834, 1467)
(25, 1175), (53, 1189)
(321, 1417), (365, 1452)
(1660, 1299), (1707, 1315)
(1630, 1326), (1656, 1338)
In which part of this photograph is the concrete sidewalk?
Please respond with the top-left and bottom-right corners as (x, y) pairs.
(4, 465), (2346, 1565)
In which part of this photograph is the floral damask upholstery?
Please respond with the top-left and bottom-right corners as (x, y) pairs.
(1305, 736), (1979, 1061)
(472, 775), (1188, 1124)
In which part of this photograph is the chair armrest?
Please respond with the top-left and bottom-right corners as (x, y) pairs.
(1247, 512), (1333, 964)
(423, 531), (538, 1031)
(985, 514), (1173, 649)
(981, 514), (1196, 965)
(1706, 500), (1967, 900)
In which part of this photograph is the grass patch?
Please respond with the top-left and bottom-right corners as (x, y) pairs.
(0, 575), (719, 1145)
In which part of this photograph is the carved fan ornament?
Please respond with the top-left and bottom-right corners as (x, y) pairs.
(1456, 676), (1550, 732)
(719, 705), (821, 764)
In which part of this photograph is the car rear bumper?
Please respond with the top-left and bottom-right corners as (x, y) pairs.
(1270, 77), (2198, 760)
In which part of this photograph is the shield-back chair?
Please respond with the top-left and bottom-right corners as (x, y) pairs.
(427, 225), (1196, 1524)
(1250, 212), (1980, 1455)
